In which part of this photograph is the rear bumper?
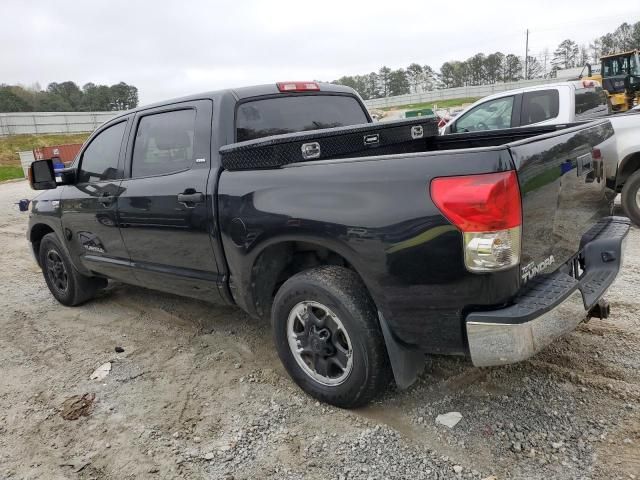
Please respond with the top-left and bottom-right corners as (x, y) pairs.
(466, 216), (630, 367)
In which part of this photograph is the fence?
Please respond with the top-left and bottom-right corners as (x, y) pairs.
(363, 78), (561, 109)
(0, 111), (121, 136)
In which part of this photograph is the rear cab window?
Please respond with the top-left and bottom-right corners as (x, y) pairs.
(575, 86), (610, 120)
(520, 89), (559, 126)
(235, 95), (369, 142)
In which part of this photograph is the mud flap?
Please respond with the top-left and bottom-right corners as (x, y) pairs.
(378, 311), (425, 389)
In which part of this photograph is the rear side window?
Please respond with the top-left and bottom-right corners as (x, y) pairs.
(132, 109), (196, 178)
(236, 95), (368, 142)
(575, 87), (610, 120)
(520, 90), (559, 126)
(78, 121), (126, 183)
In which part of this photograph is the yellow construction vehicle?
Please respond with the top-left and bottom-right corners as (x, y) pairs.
(583, 50), (640, 112)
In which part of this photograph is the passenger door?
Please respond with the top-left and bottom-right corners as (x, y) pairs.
(117, 100), (224, 302)
(59, 117), (131, 280)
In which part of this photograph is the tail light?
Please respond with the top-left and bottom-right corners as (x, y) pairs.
(592, 147), (602, 160)
(277, 81), (320, 92)
(430, 171), (522, 272)
(582, 80), (596, 88)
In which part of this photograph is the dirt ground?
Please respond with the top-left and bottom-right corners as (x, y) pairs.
(1, 179), (638, 480)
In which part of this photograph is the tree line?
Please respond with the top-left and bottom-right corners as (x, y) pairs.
(333, 21), (640, 99)
(0, 81), (139, 112)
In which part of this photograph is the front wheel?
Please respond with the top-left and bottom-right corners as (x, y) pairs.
(271, 266), (391, 408)
(621, 170), (640, 226)
(39, 233), (106, 306)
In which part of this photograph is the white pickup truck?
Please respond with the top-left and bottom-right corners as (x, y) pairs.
(441, 80), (640, 225)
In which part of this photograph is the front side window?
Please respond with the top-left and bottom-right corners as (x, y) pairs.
(520, 90), (559, 126)
(78, 121), (126, 183)
(455, 96), (514, 133)
(132, 109), (196, 178)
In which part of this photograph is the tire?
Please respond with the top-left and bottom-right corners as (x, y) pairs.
(39, 233), (105, 306)
(621, 170), (640, 226)
(272, 266), (391, 408)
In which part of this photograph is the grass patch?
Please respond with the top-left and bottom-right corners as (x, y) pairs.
(0, 166), (25, 182)
(381, 97), (481, 112)
(0, 133), (90, 166)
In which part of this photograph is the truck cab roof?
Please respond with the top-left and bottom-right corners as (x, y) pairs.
(114, 82), (360, 118)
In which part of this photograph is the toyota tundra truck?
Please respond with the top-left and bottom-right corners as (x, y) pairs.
(27, 82), (630, 408)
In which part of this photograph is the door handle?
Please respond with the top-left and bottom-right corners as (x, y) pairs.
(177, 192), (204, 205)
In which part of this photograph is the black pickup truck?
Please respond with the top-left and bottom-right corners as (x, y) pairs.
(27, 82), (630, 408)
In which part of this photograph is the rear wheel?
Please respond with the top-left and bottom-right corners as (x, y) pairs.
(272, 266), (391, 408)
(39, 233), (106, 306)
(621, 170), (640, 226)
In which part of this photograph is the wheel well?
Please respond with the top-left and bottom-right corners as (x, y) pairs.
(617, 152), (640, 191)
(30, 224), (55, 264)
(250, 241), (357, 319)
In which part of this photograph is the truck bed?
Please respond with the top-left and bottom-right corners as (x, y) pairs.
(220, 119), (595, 171)
(218, 118), (616, 354)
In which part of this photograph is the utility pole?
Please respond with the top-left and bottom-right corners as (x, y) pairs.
(525, 29), (529, 79)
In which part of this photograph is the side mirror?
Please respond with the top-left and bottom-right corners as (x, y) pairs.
(28, 160), (57, 190)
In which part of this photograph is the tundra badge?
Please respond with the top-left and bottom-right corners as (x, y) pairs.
(521, 255), (555, 282)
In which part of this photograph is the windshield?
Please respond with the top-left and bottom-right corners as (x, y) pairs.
(236, 94), (369, 142)
(602, 52), (640, 77)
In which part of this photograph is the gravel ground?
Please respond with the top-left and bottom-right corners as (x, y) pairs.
(0, 179), (638, 480)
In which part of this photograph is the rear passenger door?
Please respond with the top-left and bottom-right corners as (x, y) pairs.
(117, 100), (224, 302)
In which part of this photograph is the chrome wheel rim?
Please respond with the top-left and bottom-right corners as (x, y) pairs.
(45, 249), (69, 294)
(287, 301), (353, 386)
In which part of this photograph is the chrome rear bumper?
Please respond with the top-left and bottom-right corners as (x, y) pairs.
(465, 216), (629, 368)
(467, 289), (585, 367)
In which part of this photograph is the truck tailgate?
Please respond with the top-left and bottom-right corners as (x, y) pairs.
(508, 120), (616, 283)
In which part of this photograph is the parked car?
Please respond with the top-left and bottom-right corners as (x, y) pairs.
(27, 82), (629, 408)
(440, 81), (610, 135)
(442, 80), (640, 226)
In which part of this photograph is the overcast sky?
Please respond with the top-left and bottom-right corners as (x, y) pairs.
(3, 0), (638, 104)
